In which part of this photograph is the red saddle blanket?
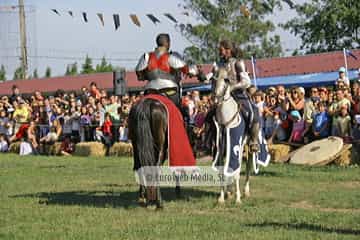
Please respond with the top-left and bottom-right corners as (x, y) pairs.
(143, 94), (196, 167)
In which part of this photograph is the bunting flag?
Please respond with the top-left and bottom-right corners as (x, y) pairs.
(130, 14), (141, 27)
(113, 14), (120, 30)
(68, 11), (73, 17)
(97, 13), (104, 26)
(82, 12), (88, 22)
(146, 14), (161, 25)
(345, 49), (358, 60)
(164, 13), (177, 23)
(51, 9), (60, 16)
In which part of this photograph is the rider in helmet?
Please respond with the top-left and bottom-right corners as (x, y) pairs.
(212, 39), (260, 153)
(135, 33), (204, 108)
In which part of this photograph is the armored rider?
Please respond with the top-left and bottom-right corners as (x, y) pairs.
(213, 39), (260, 153)
(135, 33), (204, 108)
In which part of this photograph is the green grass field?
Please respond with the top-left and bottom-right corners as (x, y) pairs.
(1, 154), (360, 240)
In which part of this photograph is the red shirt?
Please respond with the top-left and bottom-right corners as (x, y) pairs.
(102, 120), (113, 136)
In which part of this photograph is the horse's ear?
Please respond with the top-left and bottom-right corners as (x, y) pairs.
(224, 78), (230, 84)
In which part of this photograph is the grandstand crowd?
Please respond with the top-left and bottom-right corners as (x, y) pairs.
(1, 67), (360, 156)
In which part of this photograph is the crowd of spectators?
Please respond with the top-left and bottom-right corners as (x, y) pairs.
(1, 67), (360, 156)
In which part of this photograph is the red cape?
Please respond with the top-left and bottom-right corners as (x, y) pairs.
(143, 94), (196, 167)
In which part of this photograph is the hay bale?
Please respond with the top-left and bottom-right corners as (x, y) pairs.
(8, 142), (21, 154)
(109, 142), (133, 157)
(73, 142), (106, 157)
(268, 144), (292, 163)
(333, 144), (352, 166)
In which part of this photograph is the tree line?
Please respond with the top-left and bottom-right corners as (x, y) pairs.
(0, 55), (113, 81)
(0, 0), (358, 81)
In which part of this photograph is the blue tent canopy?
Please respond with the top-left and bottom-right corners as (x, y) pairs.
(184, 69), (359, 92)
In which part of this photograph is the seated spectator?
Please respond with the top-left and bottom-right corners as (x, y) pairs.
(0, 134), (8, 152)
(40, 126), (58, 145)
(20, 138), (33, 156)
(27, 120), (38, 150)
(288, 110), (305, 144)
(311, 102), (330, 140)
(60, 135), (75, 156)
(337, 105), (352, 143)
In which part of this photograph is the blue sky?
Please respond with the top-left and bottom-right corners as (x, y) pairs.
(0, 0), (304, 79)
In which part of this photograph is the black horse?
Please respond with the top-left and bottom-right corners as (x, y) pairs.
(129, 97), (181, 208)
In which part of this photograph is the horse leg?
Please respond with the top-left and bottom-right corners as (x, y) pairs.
(138, 172), (147, 206)
(244, 155), (251, 198)
(175, 176), (181, 198)
(218, 185), (225, 204)
(235, 173), (241, 204)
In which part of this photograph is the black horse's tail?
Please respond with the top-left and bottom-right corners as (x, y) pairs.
(129, 99), (156, 170)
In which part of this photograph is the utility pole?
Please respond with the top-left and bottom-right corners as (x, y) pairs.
(18, 0), (28, 79)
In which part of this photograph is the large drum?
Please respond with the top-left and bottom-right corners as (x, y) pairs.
(290, 137), (343, 166)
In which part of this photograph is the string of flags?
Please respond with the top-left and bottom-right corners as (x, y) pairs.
(50, 9), (184, 30)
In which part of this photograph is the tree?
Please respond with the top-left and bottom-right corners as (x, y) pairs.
(81, 55), (95, 74)
(70, 62), (78, 75)
(45, 66), (51, 78)
(282, 0), (360, 53)
(33, 69), (38, 79)
(13, 67), (24, 80)
(95, 56), (114, 73)
(0, 65), (6, 81)
(65, 65), (71, 76)
(179, 0), (284, 63)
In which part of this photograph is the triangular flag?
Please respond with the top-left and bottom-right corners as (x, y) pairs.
(346, 49), (358, 60)
(164, 13), (177, 23)
(97, 13), (104, 26)
(82, 12), (88, 22)
(68, 11), (73, 17)
(130, 14), (141, 27)
(113, 14), (120, 30)
(146, 14), (160, 25)
(51, 9), (60, 16)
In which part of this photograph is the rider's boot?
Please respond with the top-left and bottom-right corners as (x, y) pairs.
(249, 122), (260, 153)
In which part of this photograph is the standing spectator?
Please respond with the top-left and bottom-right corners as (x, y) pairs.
(105, 95), (121, 122)
(268, 111), (287, 144)
(287, 87), (305, 115)
(13, 99), (30, 133)
(337, 105), (352, 142)
(336, 67), (350, 86)
(10, 85), (21, 103)
(329, 89), (351, 136)
(101, 113), (113, 155)
(89, 82), (101, 100)
(311, 102), (330, 140)
(80, 107), (91, 142)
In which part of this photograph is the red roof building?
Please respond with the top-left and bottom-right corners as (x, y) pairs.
(0, 49), (359, 95)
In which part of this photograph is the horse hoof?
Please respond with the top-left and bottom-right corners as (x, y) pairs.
(138, 197), (147, 206)
(235, 200), (242, 205)
(218, 198), (225, 205)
